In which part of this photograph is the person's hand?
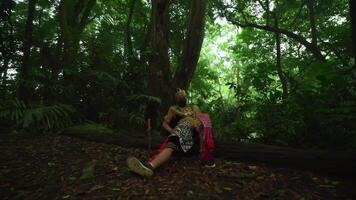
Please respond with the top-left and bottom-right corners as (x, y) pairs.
(163, 121), (175, 134)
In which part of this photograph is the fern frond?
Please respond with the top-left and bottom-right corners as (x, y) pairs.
(0, 98), (77, 133)
(127, 94), (161, 104)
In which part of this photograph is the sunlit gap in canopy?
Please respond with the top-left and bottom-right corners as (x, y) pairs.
(191, 15), (240, 105)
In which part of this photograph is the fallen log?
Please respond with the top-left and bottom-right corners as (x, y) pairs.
(61, 128), (356, 178)
(215, 141), (356, 178)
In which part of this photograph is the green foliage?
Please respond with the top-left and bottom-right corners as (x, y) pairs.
(64, 123), (114, 135)
(192, 0), (356, 149)
(128, 112), (146, 128)
(0, 99), (76, 133)
(253, 101), (304, 146)
(1, 0), (355, 150)
(62, 123), (121, 142)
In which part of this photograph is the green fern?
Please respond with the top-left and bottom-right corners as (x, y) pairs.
(0, 98), (26, 122)
(128, 112), (146, 127)
(0, 99), (76, 133)
(126, 94), (161, 104)
(124, 94), (161, 129)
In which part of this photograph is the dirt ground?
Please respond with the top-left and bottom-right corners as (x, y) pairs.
(0, 133), (355, 200)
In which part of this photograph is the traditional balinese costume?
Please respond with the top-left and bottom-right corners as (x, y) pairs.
(150, 105), (215, 163)
(127, 89), (215, 177)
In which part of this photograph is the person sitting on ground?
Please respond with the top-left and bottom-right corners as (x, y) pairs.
(126, 88), (203, 177)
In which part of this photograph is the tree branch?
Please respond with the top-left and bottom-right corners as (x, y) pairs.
(227, 19), (325, 61)
(79, 0), (96, 30)
(318, 36), (349, 67)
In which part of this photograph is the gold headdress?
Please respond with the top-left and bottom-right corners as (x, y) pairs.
(174, 88), (186, 101)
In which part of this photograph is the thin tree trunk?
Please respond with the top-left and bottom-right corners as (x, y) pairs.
(2, 11), (15, 89)
(139, 18), (152, 64)
(0, 34), (6, 83)
(173, 0), (207, 90)
(275, 32), (288, 100)
(58, 0), (72, 76)
(1, 58), (9, 86)
(125, 0), (136, 66)
(50, 34), (63, 86)
(307, 0), (318, 47)
(273, 9), (288, 100)
(266, 0), (270, 25)
(350, 0), (356, 66)
(18, 0), (37, 102)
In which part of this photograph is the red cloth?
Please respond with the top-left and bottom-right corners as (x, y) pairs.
(198, 113), (215, 161)
(149, 113), (215, 162)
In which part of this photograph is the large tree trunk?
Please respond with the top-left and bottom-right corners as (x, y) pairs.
(350, 0), (356, 66)
(147, 0), (208, 127)
(274, 13), (288, 100)
(56, 0), (96, 104)
(18, 0), (36, 102)
(147, 0), (173, 126)
(173, 0), (207, 90)
(58, 0), (96, 78)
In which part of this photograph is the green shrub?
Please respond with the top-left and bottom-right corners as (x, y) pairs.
(0, 98), (76, 133)
(64, 123), (114, 136)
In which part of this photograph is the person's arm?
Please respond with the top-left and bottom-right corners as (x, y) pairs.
(162, 107), (175, 134)
(193, 105), (202, 116)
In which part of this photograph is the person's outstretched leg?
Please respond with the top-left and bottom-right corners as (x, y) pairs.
(149, 135), (179, 168)
(127, 136), (178, 177)
(126, 148), (174, 177)
(150, 148), (173, 169)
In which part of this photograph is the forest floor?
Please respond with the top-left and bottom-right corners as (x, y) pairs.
(0, 133), (355, 200)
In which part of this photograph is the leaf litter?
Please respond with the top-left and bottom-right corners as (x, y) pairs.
(0, 133), (355, 199)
